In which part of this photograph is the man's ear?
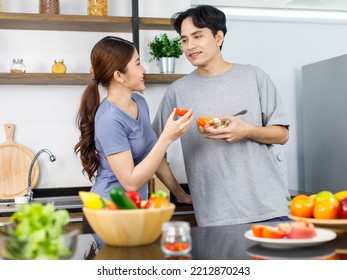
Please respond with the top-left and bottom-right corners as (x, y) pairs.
(216, 30), (224, 47)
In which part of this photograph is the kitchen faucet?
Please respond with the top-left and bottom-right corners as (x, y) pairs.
(27, 149), (56, 202)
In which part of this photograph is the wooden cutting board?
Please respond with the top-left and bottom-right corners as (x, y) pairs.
(0, 123), (39, 199)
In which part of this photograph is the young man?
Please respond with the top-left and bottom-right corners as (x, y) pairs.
(152, 5), (291, 227)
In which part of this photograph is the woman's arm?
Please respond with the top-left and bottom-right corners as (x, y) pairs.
(107, 109), (193, 191)
(155, 158), (192, 204)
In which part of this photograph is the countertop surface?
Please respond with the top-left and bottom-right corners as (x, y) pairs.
(0, 186), (195, 217)
(70, 223), (347, 260)
(0, 186), (303, 217)
(4, 188), (343, 260)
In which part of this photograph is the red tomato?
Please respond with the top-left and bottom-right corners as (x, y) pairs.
(262, 226), (286, 239)
(175, 108), (189, 116)
(125, 191), (142, 208)
(164, 242), (190, 251)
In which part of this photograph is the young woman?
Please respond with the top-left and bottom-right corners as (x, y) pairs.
(74, 36), (192, 219)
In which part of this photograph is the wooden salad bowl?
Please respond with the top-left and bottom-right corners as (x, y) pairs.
(83, 203), (175, 246)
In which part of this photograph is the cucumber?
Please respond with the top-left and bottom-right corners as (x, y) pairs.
(110, 187), (137, 209)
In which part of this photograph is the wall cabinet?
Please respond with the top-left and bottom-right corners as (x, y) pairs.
(0, 12), (184, 85)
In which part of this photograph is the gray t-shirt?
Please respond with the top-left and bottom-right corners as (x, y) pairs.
(152, 64), (291, 226)
(93, 93), (157, 200)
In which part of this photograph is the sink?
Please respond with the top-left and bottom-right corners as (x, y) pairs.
(33, 196), (82, 208)
(0, 196), (83, 212)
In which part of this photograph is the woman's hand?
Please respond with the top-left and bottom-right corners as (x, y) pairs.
(172, 190), (192, 204)
(161, 108), (193, 142)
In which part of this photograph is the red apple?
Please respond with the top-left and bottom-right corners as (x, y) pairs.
(277, 221), (316, 239)
(284, 221), (316, 239)
(337, 197), (347, 219)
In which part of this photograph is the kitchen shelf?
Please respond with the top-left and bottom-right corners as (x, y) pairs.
(0, 12), (184, 85)
(0, 12), (172, 32)
(0, 73), (185, 85)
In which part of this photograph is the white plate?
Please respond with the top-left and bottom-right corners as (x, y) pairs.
(244, 228), (337, 249)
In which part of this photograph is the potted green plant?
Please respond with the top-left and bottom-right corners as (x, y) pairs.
(148, 33), (183, 74)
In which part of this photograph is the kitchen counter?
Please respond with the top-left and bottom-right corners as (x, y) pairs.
(0, 186), (304, 218)
(0, 186), (195, 218)
(68, 223), (347, 260)
(1, 187), (346, 260)
(0, 187), (196, 242)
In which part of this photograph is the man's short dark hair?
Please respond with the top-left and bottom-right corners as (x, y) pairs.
(171, 5), (227, 37)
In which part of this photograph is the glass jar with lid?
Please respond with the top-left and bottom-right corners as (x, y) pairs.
(52, 59), (67, 73)
(161, 221), (192, 256)
(10, 59), (26, 73)
(88, 0), (108, 16)
(40, 0), (60, 14)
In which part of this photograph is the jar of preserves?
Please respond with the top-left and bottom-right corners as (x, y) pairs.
(88, 0), (108, 16)
(40, 0), (60, 14)
(10, 58), (26, 73)
(161, 221), (192, 256)
(52, 59), (67, 73)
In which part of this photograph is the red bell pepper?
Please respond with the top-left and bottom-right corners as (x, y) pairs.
(125, 191), (142, 208)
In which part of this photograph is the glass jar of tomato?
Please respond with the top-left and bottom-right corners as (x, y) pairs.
(161, 221), (192, 256)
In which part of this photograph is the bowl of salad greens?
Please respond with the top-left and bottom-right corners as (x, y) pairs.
(0, 203), (78, 260)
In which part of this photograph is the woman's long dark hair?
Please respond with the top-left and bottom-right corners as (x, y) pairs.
(74, 36), (136, 182)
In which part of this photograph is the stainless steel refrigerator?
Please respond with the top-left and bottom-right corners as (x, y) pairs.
(302, 53), (347, 193)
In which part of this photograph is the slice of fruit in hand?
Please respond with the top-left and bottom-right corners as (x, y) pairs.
(176, 108), (189, 116)
(197, 116), (224, 133)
